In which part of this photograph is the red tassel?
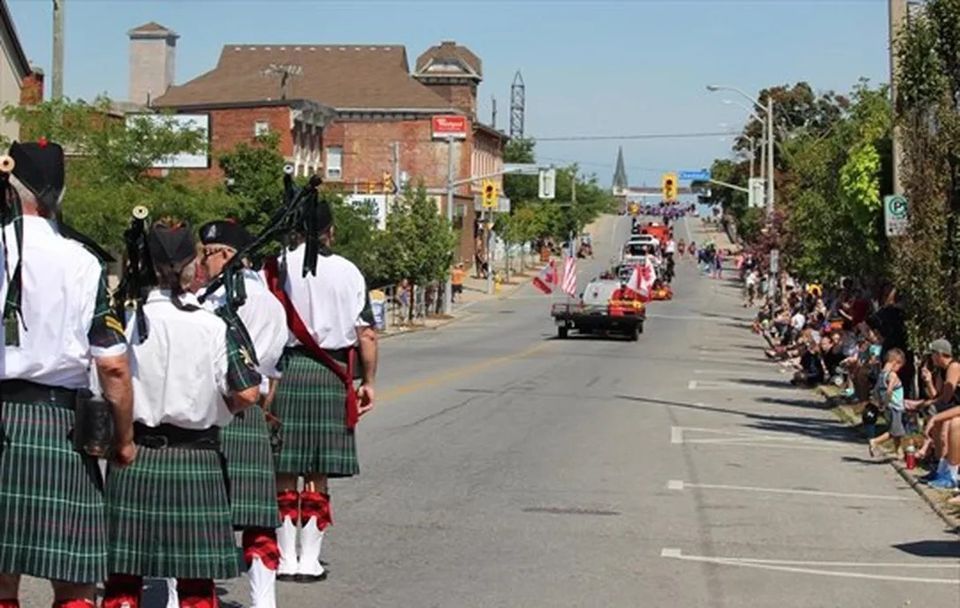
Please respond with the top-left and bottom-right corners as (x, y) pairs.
(300, 490), (332, 530)
(277, 489), (299, 520)
(103, 573), (143, 608)
(51, 600), (94, 608)
(242, 528), (280, 570)
(177, 579), (217, 608)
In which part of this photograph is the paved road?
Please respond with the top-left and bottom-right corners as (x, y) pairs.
(22, 215), (960, 606)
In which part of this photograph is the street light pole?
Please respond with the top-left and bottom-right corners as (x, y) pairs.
(766, 95), (775, 219)
(444, 135), (454, 314)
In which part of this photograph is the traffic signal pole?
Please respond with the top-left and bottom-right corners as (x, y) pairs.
(444, 136), (455, 315)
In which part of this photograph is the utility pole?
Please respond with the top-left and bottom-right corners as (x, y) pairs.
(52, 0), (65, 100)
(391, 142), (400, 195)
(889, 0), (908, 195)
(444, 136), (455, 314)
(491, 95), (497, 129)
(766, 96), (775, 219)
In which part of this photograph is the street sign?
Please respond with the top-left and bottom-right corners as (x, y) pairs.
(679, 169), (711, 181)
(431, 115), (468, 140)
(538, 168), (556, 200)
(344, 193), (388, 230)
(769, 248), (779, 274)
(884, 194), (909, 236)
(748, 178), (766, 208)
(474, 196), (510, 213)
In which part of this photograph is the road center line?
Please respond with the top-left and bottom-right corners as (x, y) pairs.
(380, 341), (553, 402)
(666, 480), (911, 501)
(660, 549), (960, 584)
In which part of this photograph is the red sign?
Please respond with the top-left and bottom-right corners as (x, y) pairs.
(432, 115), (468, 139)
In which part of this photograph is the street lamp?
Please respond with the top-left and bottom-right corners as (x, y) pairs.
(722, 99), (766, 180)
(707, 84), (775, 219)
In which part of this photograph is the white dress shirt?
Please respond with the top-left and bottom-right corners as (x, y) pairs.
(204, 269), (288, 393)
(1, 216), (126, 389)
(283, 244), (368, 350)
(126, 290), (234, 429)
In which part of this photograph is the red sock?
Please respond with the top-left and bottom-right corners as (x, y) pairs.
(0, 600), (18, 608)
(242, 527), (280, 570)
(277, 489), (299, 520)
(103, 574), (143, 608)
(176, 579), (217, 608)
(51, 600), (94, 608)
(300, 490), (332, 530)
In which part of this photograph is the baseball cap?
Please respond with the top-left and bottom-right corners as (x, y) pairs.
(927, 338), (953, 356)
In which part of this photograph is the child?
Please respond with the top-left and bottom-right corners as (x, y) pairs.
(868, 348), (907, 458)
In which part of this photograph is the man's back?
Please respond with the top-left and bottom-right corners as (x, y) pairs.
(2, 216), (110, 388)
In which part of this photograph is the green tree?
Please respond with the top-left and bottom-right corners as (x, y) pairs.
(890, 0), (960, 348)
(218, 133), (286, 230)
(381, 184), (457, 288)
(2, 97), (228, 252)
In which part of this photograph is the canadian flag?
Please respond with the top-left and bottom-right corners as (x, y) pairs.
(532, 260), (557, 295)
(627, 257), (656, 299)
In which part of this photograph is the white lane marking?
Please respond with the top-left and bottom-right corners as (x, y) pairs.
(689, 380), (788, 392)
(660, 549), (960, 584)
(671, 427), (850, 452)
(670, 426), (684, 444)
(684, 440), (849, 452)
(687, 380), (698, 390)
(666, 480), (910, 501)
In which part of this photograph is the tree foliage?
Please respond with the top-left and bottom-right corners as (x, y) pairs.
(891, 0), (960, 348)
(218, 133), (286, 231)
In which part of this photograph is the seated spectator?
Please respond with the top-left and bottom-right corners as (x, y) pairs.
(908, 339), (960, 488)
(791, 337), (826, 387)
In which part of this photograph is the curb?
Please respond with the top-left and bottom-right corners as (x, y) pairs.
(378, 271), (535, 341)
(763, 347), (960, 533)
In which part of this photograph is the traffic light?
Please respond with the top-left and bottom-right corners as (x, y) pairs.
(382, 172), (395, 194)
(482, 179), (498, 209)
(662, 172), (678, 202)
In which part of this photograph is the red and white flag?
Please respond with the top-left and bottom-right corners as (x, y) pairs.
(627, 257), (656, 298)
(560, 256), (577, 297)
(532, 260), (557, 295)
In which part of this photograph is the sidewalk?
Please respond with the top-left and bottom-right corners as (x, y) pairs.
(691, 216), (736, 251)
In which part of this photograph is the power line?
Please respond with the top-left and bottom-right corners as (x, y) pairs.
(532, 130), (737, 142)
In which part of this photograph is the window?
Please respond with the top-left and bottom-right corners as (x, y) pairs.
(254, 121), (270, 137)
(325, 146), (343, 180)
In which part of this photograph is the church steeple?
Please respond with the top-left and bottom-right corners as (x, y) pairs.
(612, 146), (628, 195)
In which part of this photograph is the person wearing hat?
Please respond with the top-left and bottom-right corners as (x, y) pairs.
(907, 338), (960, 489)
(262, 197), (378, 583)
(102, 221), (261, 608)
(0, 140), (134, 608)
(191, 219), (287, 608)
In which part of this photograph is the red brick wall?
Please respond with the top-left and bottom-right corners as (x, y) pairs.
(20, 71), (44, 105)
(420, 82), (477, 119)
(201, 106), (293, 181)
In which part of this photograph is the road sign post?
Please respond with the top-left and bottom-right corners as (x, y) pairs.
(884, 194), (909, 237)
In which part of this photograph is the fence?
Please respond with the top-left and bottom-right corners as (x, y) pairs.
(369, 281), (445, 331)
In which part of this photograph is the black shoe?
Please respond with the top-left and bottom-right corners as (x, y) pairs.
(296, 572), (328, 583)
(277, 573), (299, 582)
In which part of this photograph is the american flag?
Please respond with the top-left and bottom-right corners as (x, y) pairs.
(560, 256), (577, 297)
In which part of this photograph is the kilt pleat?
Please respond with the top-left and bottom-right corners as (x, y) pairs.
(222, 407), (279, 529)
(0, 399), (107, 583)
(272, 350), (359, 478)
(106, 446), (239, 580)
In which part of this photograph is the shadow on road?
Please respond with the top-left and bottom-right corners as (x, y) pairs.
(893, 540), (960, 558)
(744, 416), (859, 445)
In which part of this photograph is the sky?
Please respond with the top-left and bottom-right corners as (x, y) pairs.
(7, 0), (890, 187)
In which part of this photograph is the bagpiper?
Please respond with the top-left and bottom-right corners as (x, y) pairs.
(0, 140), (134, 608)
(263, 196), (378, 582)
(102, 221), (261, 608)
(197, 219), (288, 608)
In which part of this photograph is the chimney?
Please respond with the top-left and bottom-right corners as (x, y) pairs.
(413, 41), (482, 120)
(128, 22), (179, 106)
(20, 67), (44, 105)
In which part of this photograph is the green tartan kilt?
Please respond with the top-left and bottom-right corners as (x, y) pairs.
(222, 407), (279, 529)
(106, 445), (239, 580)
(273, 350), (359, 478)
(0, 399), (107, 583)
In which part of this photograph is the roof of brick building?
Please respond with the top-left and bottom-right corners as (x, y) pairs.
(414, 41), (482, 80)
(154, 44), (456, 111)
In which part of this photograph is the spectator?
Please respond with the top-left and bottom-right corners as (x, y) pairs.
(451, 263), (466, 303)
(744, 269), (760, 308)
(867, 285), (914, 398)
(908, 339), (960, 486)
(712, 249), (724, 279)
(791, 337), (826, 387)
(868, 348), (908, 459)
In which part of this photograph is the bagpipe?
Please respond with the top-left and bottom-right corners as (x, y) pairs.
(0, 153), (24, 346)
(115, 205), (153, 343)
(197, 165), (325, 309)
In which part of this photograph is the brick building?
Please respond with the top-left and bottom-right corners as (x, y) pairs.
(1, 0), (35, 141)
(145, 28), (506, 262)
